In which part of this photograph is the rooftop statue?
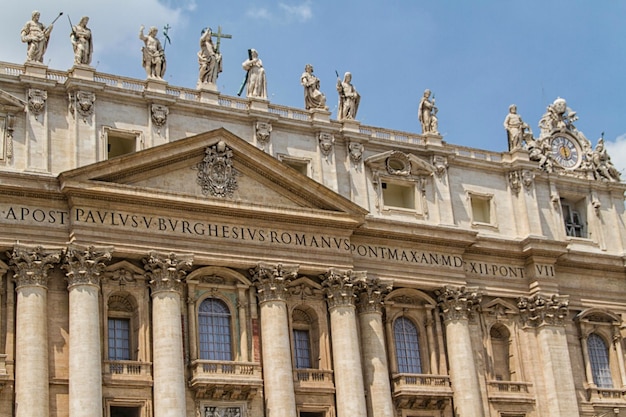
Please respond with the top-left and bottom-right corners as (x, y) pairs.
(301, 64), (327, 110)
(538, 97), (581, 139)
(241, 49), (267, 99)
(336, 72), (360, 120)
(70, 16), (93, 66)
(503, 104), (530, 151)
(197, 28), (221, 85)
(590, 137), (621, 182)
(418, 89), (438, 134)
(21, 11), (57, 63)
(139, 25), (166, 79)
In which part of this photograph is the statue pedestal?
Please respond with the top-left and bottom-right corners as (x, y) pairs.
(504, 148), (530, 163)
(198, 87), (220, 105)
(145, 78), (168, 94)
(423, 133), (443, 147)
(23, 62), (47, 78)
(340, 119), (361, 133)
(68, 65), (95, 81)
(249, 98), (269, 112)
(311, 109), (331, 123)
(197, 82), (218, 93)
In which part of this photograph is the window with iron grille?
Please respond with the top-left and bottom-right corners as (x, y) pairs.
(394, 317), (422, 374)
(198, 298), (232, 361)
(588, 333), (613, 388)
(293, 329), (312, 369)
(108, 318), (131, 361)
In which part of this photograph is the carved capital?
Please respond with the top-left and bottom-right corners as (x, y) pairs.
(250, 262), (298, 303)
(322, 268), (362, 309)
(63, 245), (113, 289)
(9, 245), (62, 289)
(436, 285), (482, 322)
(144, 251), (193, 295)
(355, 275), (393, 314)
(517, 294), (569, 327)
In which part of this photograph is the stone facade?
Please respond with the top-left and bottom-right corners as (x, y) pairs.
(0, 60), (625, 417)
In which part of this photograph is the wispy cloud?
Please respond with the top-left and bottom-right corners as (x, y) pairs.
(279, 2), (313, 22)
(246, 7), (274, 21)
(246, 2), (313, 23)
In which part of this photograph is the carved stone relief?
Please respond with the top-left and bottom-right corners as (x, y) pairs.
(151, 104), (169, 134)
(255, 121), (272, 149)
(28, 88), (46, 118)
(69, 90), (95, 121)
(195, 141), (238, 198)
(318, 132), (334, 157)
(348, 141), (364, 165)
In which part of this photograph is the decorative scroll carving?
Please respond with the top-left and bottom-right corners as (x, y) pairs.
(517, 294), (569, 327)
(318, 132), (334, 157)
(436, 285), (482, 322)
(508, 171), (521, 194)
(321, 268), (364, 309)
(69, 91), (95, 120)
(348, 142), (364, 165)
(63, 245), (113, 289)
(255, 121), (272, 148)
(28, 89), (47, 117)
(151, 103), (168, 132)
(250, 262), (298, 303)
(195, 140), (238, 198)
(106, 267), (137, 286)
(355, 276), (393, 314)
(9, 245), (62, 289)
(144, 251), (193, 295)
(386, 152), (411, 176)
(432, 155), (448, 178)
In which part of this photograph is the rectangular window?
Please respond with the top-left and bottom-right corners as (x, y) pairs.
(108, 318), (130, 361)
(470, 195), (491, 224)
(561, 199), (586, 238)
(293, 329), (312, 369)
(103, 127), (140, 159)
(110, 406), (141, 417)
(382, 182), (415, 210)
(279, 155), (310, 177)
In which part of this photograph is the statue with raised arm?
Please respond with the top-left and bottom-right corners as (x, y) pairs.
(21, 11), (55, 63)
(301, 64), (327, 110)
(139, 25), (166, 79)
(70, 16), (93, 65)
(418, 89), (437, 134)
(591, 137), (621, 182)
(503, 104), (528, 151)
(198, 28), (221, 85)
(241, 49), (267, 99)
(336, 71), (360, 120)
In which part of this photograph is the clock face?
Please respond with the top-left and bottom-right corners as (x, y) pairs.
(550, 136), (580, 169)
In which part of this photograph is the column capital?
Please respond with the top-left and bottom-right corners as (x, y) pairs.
(144, 251), (193, 295)
(9, 244), (62, 289)
(436, 285), (482, 322)
(63, 244), (113, 289)
(517, 293), (569, 327)
(250, 262), (298, 303)
(322, 268), (364, 310)
(355, 275), (393, 314)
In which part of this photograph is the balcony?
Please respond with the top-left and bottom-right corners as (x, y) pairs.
(487, 380), (535, 404)
(293, 368), (335, 394)
(392, 373), (453, 410)
(190, 360), (263, 401)
(103, 360), (152, 386)
(586, 386), (626, 404)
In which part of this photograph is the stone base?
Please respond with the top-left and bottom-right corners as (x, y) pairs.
(199, 89), (220, 105)
(249, 98), (269, 112)
(146, 78), (168, 94)
(423, 133), (443, 147)
(197, 82), (219, 93)
(340, 119), (361, 133)
(68, 65), (95, 81)
(23, 62), (47, 78)
(311, 109), (331, 123)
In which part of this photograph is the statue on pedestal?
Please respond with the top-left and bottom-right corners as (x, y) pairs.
(336, 71), (360, 120)
(241, 49), (267, 99)
(503, 104), (529, 151)
(301, 64), (327, 110)
(21, 11), (55, 63)
(139, 25), (166, 79)
(197, 28), (221, 85)
(70, 16), (93, 66)
(418, 89), (438, 134)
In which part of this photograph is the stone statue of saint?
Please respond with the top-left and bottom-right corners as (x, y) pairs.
(21, 11), (54, 63)
(591, 138), (621, 182)
(197, 28), (221, 85)
(70, 16), (93, 66)
(139, 25), (166, 79)
(418, 89), (437, 134)
(301, 64), (327, 110)
(503, 104), (527, 151)
(241, 49), (267, 99)
(336, 72), (360, 120)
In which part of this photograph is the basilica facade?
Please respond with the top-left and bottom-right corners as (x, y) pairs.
(0, 58), (625, 417)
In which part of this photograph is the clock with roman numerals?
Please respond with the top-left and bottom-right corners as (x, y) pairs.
(550, 135), (581, 169)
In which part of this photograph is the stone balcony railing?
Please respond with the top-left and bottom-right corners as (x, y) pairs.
(586, 386), (626, 403)
(487, 380), (535, 404)
(293, 368), (335, 393)
(189, 360), (263, 401)
(103, 360), (153, 386)
(391, 373), (453, 409)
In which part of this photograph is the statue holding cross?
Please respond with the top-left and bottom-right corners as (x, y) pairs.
(197, 26), (232, 87)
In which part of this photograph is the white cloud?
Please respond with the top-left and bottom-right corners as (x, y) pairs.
(246, 7), (274, 21)
(279, 2), (313, 22)
(604, 133), (626, 178)
(246, 2), (313, 23)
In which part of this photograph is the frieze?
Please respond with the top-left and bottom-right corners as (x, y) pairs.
(63, 244), (113, 289)
(250, 262), (298, 303)
(144, 251), (193, 295)
(8, 244), (62, 289)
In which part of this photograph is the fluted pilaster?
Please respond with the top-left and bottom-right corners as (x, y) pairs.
(10, 245), (62, 417)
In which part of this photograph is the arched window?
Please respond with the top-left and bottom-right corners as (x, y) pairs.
(490, 324), (511, 381)
(394, 317), (422, 374)
(107, 293), (137, 361)
(198, 298), (232, 361)
(292, 307), (319, 369)
(588, 333), (613, 388)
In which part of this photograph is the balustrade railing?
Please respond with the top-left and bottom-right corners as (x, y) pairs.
(191, 360), (262, 378)
(104, 360), (152, 377)
(393, 373), (450, 388)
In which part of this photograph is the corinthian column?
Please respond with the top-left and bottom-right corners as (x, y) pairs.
(10, 245), (62, 417)
(144, 251), (193, 417)
(518, 294), (579, 416)
(322, 269), (367, 417)
(437, 286), (484, 417)
(250, 263), (298, 417)
(355, 276), (393, 417)
(64, 245), (112, 417)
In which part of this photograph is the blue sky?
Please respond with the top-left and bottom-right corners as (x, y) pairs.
(3, 1), (626, 173)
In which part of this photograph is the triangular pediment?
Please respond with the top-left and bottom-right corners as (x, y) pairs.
(0, 89), (26, 112)
(59, 128), (367, 228)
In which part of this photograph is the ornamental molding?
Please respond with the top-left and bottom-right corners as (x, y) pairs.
(28, 88), (47, 118)
(195, 140), (238, 198)
(318, 132), (335, 157)
(63, 244), (113, 289)
(517, 294), (569, 327)
(255, 121), (272, 149)
(321, 268), (364, 309)
(151, 103), (169, 133)
(348, 141), (364, 165)
(250, 262), (299, 303)
(69, 90), (96, 121)
(144, 251), (193, 295)
(9, 244), (62, 289)
(355, 276), (393, 314)
(436, 285), (482, 322)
